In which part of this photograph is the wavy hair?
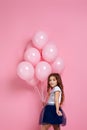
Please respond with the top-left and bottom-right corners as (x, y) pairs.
(47, 73), (64, 105)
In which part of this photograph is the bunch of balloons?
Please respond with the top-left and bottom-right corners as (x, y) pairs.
(17, 31), (65, 100)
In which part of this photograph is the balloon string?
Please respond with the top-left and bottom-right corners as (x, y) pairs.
(33, 82), (45, 102)
(33, 85), (42, 102)
(40, 82), (45, 102)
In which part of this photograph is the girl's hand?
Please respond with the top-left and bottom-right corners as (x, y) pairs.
(56, 110), (62, 116)
(42, 101), (46, 106)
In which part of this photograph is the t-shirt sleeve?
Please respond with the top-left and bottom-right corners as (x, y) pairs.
(53, 86), (61, 93)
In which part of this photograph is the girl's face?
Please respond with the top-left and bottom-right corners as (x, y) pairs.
(49, 76), (57, 88)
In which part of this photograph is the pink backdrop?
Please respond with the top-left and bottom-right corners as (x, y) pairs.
(0, 0), (87, 130)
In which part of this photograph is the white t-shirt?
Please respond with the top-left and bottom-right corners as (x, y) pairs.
(47, 86), (62, 105)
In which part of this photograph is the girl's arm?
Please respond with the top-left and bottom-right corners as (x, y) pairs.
(54, 91), (62, 116)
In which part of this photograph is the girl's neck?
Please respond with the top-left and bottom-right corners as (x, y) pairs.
(50, 85), (57, 89)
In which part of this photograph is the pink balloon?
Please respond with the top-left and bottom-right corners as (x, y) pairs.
(32, 31), (48, 49)
(52, 57), (65, 74)
(35, 61), (52, 81)
(42, 42), (58, 62)
(26, 77), (40, 87)
(17, 61), (34, 80)
(24, 47), (41, 66)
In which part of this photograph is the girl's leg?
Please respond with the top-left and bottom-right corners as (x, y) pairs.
(53, 125), (60, 130)
(41, 124), (51, 130)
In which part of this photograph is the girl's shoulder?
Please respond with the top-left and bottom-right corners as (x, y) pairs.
(53, 86), (61, 92)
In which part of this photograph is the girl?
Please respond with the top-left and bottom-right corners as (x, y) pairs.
(39, 73), (66, 130)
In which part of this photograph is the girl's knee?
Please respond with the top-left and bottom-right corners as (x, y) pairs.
(53, 125), (60, 130)
(41, 124), (51, 130)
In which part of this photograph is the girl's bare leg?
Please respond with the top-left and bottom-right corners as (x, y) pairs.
(41, 124), (51, 130)
(53, 125), (60, 130)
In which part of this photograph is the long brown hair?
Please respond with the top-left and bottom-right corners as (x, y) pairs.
(47, 73), (64, 105)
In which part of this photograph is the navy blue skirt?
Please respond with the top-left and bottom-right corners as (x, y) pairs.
(39, 104), (66, 126)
